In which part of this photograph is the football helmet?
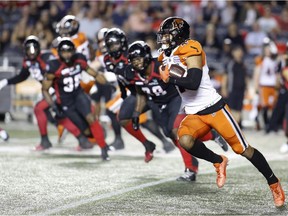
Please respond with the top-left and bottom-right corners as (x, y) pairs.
(56, 15), (79, 37)
(96, 27), (109, 54)
(57, 37), (76, 64)
(23, 35), (40, 60)
(157, 17), (190, 56)
(128, 41), (152, 77)
(104, 28), (128, 58)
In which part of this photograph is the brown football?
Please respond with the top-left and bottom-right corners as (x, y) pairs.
(169, 64), (185, 77)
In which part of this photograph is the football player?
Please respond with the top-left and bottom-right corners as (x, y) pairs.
(89, 27), (125, 149)
(103, 28), (175, 162)
(0, 35), (91, 150)
(0, 128), (9, 142)
(128, 41), (228, 181)
(157, 17), (285, 207)
(41, 37), (110, 161)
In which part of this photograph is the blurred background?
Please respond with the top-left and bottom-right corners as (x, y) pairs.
(0, 0), (287, 128)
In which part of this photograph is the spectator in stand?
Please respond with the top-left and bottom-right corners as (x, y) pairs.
(257, 5), (279, 35)
(111, 2), (129, 28)
(276, 7), (288, 32)
(225, 22), (246, 51)
(220, 0), (237, 26)
(199, 0), (219, 24)
(79, 3), (103, 40)
(222, 46), (248, 125)
(245, 22), (267, 57)
(200, 23), (221, 55)
(240, 1), (258, 27)
(125, 3), (153, 41)
(175, 0), (199, 25)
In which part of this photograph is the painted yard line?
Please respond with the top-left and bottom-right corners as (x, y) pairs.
(33, 157), (285, 216)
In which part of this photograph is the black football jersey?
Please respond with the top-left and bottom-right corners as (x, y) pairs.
(7, 50), (55, 85)
(133, 58), (179, 104)
(46, 53), (88, 101)
(103, 52), (136, 95)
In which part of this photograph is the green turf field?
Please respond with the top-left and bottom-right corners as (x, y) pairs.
(0, 121), (287, 215)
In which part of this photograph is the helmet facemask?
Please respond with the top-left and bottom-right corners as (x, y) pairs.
(105, 37), (122, 58)
(25, 42), (40, 60)
(128, 41), (152, 78)
(23, 36), (40, 61)
(58, 40), (76, 65)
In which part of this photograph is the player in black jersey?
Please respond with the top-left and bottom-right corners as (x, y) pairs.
(103, 28), (175, 162)
(42, 37), (110, 161)
(128, 41), (228, 181)
(0, 35), (90, 151)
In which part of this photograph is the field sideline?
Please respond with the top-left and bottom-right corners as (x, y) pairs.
(0, 121), (287, 215)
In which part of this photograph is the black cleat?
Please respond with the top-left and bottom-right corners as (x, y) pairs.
(101, 145), (110, 161)
(162, 139), (175, 153)
(176, 168), (196, 182)
(211, 130), (228, 152)
(143, 141), (156, 163)
(35, 137), (52, 151)
(109, 136), (125, 150)
(78, 135), (93, 149)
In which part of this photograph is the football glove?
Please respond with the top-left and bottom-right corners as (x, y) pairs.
(0, 79), (8, 91)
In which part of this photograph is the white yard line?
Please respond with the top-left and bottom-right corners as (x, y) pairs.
(33, 155), (287, 216)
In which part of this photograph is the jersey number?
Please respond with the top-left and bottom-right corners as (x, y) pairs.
(141, 86), (167, 96)
(63, 74), (81, 92)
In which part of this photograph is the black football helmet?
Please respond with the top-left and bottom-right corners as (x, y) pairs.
(23, 35), (40, 60)
(128, 41), (152, 76)
(57, 37), (76, 64)
(157, 17), (190, 56)
(104, 28), (128, 58)
(96, 27), (109, 54)
(56, 15), (79, 37)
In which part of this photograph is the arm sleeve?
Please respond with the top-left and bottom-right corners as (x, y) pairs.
(169, 68), (202, 90)
(7, 68), (30, 85)
(118, 80), (127, 99)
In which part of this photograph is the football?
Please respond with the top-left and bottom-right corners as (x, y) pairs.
(169, 64), (186, 78)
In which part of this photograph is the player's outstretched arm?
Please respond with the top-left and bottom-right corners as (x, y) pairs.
(86, 66), (107, 85)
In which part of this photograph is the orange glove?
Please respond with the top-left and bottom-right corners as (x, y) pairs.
(159, 65), (170, 83)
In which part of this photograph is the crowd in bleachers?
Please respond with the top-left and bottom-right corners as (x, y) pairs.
(1, 1), (288, 71)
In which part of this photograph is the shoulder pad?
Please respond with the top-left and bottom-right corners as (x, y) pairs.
(176, 40), (202, 56)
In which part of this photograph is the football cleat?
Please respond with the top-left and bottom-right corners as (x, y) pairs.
(0, 129), (9, 141)
(176, 168), (196, 182)
(35, 136), (52, 151)
(143, 141), (156, 163)
(109, 136), (125, 150)
(211, 130), (228, 152)
(101, 145), (110, 161)
(213, 155), (228, 188)
(279, 142), (288, 154)
(162, 139), (175, 153)
(269, 179), (285, 208)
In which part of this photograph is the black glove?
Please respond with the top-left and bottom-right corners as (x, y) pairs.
(51, 104), (63, 118)
(132, 111), (140, 131)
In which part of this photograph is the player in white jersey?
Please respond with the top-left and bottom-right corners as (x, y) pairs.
(253, 38), (279, 131)
(157, 16), (285, 208)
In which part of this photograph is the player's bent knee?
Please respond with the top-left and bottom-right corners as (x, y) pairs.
(179, 135), (194, 151)
(86, 113), (95, 124)
(241, 145), (254, 159)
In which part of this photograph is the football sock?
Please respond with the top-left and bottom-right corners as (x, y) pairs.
(90, 121), (106, 148)
(106, 110), (121, 136)
(141, 120), (166, 140)
(185, 139), (223, 163)
(124, 121), (147, 143)
(34, 104), (48, 136)
(247, 148), (278, 185)
(173, 139), (199, 173)
(58, 118), (81, 137)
